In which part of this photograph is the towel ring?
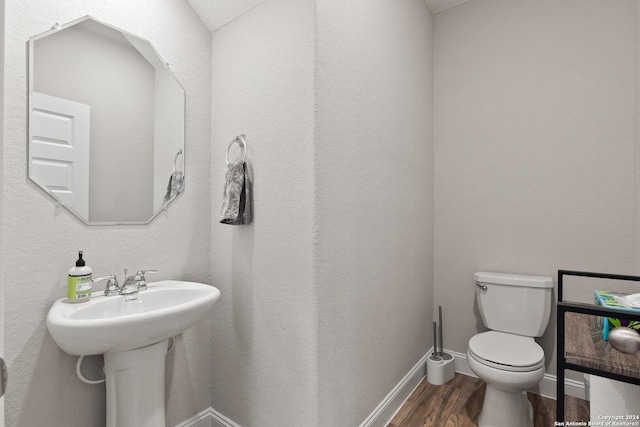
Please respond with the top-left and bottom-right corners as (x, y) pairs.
(173, 149), (183, 172)
(226, 135), (247, 165)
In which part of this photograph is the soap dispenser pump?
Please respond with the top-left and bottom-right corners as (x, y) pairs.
(68, 251), (92, 303)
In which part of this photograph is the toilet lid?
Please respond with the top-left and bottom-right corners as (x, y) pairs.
(468, 331), (544, 370)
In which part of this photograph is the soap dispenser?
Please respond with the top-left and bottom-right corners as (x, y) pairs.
(68, 251), (92, 303)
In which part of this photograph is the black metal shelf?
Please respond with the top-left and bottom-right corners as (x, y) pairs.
(557, 270), (640, 422)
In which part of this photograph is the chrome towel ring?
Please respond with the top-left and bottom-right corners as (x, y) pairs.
(226, 135), (247, 165)
(173, 149), (183, 172)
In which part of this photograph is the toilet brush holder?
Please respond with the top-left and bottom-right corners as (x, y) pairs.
(427, 307), (455, 385)
(426, 352), (455, 386)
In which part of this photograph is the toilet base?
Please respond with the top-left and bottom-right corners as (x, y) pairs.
(477, 384), (533, 427)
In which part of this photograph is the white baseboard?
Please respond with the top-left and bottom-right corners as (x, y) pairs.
(177, 353), (430, 427)
(175, 407), (241, 427)
(360, 347), (588, 427)
(446, 349), (587, 401)
(179, 348), (586, 427)
(359, 351), (429, 427)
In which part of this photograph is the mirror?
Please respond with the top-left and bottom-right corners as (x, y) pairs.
(27, 16), (185, 225)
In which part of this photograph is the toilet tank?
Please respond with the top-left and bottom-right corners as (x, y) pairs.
(475, 271), (553, 337)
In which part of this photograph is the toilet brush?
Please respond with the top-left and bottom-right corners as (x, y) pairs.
(438, 305), (444, 357)
(429, 322), (442, 361)
(427, 306), (455, 385)
(439, 306), (453, 362)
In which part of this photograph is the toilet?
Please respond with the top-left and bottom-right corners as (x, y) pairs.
(467, 271), (553, 427)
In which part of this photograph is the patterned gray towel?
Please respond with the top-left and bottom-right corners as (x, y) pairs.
(220, 161), (252, 225)
(163, 170), (184, 203)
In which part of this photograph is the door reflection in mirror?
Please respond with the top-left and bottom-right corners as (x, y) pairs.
(28, 16), (185, 225)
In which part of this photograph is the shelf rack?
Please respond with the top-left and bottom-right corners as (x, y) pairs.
(556, 269), (640, 422)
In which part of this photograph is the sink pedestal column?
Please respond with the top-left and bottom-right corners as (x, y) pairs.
(104, 339), (169, 427)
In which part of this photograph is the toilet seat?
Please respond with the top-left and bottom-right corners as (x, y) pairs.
(468, 331), (545, 372)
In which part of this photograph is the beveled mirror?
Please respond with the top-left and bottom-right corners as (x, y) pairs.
(28, 16), (185, 225)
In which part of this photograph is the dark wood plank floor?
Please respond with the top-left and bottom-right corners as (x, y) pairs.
(387, 373), (589, 427)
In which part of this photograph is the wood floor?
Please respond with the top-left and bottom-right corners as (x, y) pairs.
(387, 373), (590, 427)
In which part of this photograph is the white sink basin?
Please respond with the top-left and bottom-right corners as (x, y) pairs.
(46, 280), (220, 355)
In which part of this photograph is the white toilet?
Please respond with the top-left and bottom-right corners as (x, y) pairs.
(467, 271), (553, 427)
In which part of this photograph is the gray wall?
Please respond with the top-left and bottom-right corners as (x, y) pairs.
(315, 0), (433, 425)
(434, 0), (638, 377)
(0, 0), (4, 420)
(2, 0), (211, 425)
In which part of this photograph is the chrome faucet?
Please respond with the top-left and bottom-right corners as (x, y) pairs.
(92, 274), (121, 296)
(119, 269), (140, 295)
(134, 269), (156, 291)
(92, 269), (157, 296)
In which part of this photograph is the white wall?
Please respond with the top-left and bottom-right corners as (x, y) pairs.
(434, 0), (637, 376)
(636, 2), (640, 276)
(209, 0), (318, 425)
(315, 0), (433, 425)
(0, 0), (4, 420)
(209, 0), (433, 426)
(2, 0), (211, 425)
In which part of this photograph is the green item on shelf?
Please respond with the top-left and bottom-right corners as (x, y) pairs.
(594, 290), (640, 340)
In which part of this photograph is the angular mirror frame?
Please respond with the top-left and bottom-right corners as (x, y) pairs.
(27, 16), (186, 225)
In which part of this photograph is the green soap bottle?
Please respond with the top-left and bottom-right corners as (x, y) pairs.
(68, 251), (92, 303)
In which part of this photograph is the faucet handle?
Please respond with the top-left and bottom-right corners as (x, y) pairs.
(137, 269), (157, 277)
(136, 269), (157, 291)
(93, 274), (120, 296)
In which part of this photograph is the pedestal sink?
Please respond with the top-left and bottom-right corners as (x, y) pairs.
(46, 280), (220, 427)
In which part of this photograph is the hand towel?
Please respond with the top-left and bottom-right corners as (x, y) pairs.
(163, 170), (184, 203)
(220, 161), (252, 225)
